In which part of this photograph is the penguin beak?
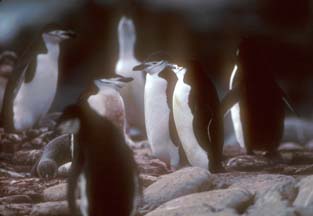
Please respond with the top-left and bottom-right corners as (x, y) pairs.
(59, 30), (77, 39)
(117, 76), (133, 83)
(133, 63), (148, 71)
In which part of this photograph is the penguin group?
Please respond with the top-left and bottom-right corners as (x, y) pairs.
(1, 14), (306, 216)
(133, 57), (224, 172)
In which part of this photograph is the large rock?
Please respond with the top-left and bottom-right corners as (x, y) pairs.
(43, 183), (67, 202)
(229, 174), (297, 198)
(247, 184), (297, 216)
(148, 208), (238, 216)
(0, 168), (27, 178)
(294, 175), (313, 207)
(141, 167), (213, 213)
(146, 188), (253, 216)
(0, 203), (32, 216)
(30, 201), (70, 216)
(13, 150), (42, 165)
(58, 162), (72, 178)
(294, 206), (313, 216)
(0, 195), (32, 204)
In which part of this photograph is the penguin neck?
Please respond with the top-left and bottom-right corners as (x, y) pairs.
(175, 68), (186, 81)
(118, 38), (135, 60)
(44, 40), (60, 61)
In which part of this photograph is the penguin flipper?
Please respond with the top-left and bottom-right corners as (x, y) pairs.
(159, 67), (189, 166)
(67, 139), (84, 216)
(220, 87), (240, 117)
(2, 64), (29, 132)
(24, 56), (38, 83)
(279, 88), (299, 117)
(169, 108), (189, 166)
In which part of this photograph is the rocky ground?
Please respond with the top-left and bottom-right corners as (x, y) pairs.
(1, 113), (313, 216)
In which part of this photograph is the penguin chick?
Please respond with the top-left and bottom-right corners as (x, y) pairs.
(31, 134), (72, 179)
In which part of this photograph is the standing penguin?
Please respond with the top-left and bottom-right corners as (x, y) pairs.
(223, 37), (294, 156)
(133, 58), (181, 168)
(2, 28), (75, 132)
(229, 64), (245, 148)
(115, 16), (145, 137)
(172, 60), (224, 173)
(62, 77), (140, 216)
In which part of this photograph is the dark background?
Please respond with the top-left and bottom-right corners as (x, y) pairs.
(1, 0), (313, 118)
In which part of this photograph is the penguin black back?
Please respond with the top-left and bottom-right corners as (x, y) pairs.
(66, 82), (138, 216)
(239, 38), (285, 154)
(223, 37), (286, 155)
(2, 40), (40, 132)
(184, 59), (224, 172)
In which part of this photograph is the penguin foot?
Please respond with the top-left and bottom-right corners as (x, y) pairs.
(225, 155), (272, 172)
(263, 151), (283, 164)
(246, 149), (255, 155)
(209, 163), (226, 173)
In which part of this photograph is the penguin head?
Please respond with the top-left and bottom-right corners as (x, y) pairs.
(169, 63), (186, 78)
(94, 76), (133, 90)
(118, 16), (136, 44)
(133, 60), (169, 75)
(42, 30), (76, 44)
(37, 159), (58, 179)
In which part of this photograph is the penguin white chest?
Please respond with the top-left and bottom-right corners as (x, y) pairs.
(229, 65), (244, 148)
(144, 74), (178, 166)
(230, 104), (245, 148)
(116, 59), (145, 129)
(13, 54), (59, 131)
(87, 89), (126, 131)
(173, 79), (208, 169)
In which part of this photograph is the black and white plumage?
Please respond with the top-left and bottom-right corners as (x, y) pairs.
(115, 16), (145, 136)
(223, 38), (293, 155)
(60, 77), (139, 216)
(2, 29), (75, 132)
(133, 59), (182, 168)
(172, 60), (224, 173)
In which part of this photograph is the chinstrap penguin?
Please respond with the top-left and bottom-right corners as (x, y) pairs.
(133, 58), (182, 169)
(31, 134), (72, 179)
(61, 78), (140, 216)
(85, 76), (135, 147)
(2, 28), (75, 132)
(115, 16), (145, 138)
(223, 38), (296, 156)
(171, 60), (224, 173)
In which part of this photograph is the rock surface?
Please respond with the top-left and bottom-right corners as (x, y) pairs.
(140, 167), (213, 213)
(146, 188), (253, 216)
(43, 183), (67, 202)
(294, 175), (313, 207)
(2, 111), (313, 215)
(30, 201), (70, 216)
